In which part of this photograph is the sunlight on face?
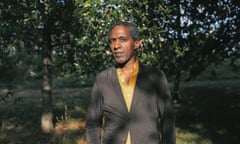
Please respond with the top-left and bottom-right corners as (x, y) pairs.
(109, 26), (138, 65)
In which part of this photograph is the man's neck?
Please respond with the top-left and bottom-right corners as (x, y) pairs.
(117, 57), (137, 72)
(116, 58), (138, 84)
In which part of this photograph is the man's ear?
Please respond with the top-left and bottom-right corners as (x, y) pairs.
(134, 40), (141, 50)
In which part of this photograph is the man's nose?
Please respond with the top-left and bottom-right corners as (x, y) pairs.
(113, 40), (121, 50)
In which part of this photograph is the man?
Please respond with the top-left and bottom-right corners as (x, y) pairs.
(86, 21), (176, 144)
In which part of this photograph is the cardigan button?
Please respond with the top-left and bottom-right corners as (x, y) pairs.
(126, 114), (133, 122)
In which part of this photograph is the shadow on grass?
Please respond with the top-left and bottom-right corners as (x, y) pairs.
(0, 88), (91, 144)
(1, 80), (240, 144)
(175, 80), (240, 144)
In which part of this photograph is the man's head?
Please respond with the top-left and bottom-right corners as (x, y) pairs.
(108, 22), (141, 65)
(108, 22), (140, 41)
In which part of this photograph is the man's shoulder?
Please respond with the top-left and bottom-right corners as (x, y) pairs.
(96, 66), (116, 79)
(140, 63), (162, 73)
(140, 64), (167, 80)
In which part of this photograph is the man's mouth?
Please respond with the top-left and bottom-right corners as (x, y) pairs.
(114, 52), (125, 57)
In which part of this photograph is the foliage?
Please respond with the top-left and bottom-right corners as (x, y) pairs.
(160, 0), (240, 80)
(0, 1), (239, 143)
(0, 0), (239, 103)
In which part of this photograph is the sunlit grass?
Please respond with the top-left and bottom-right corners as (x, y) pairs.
(53, 119), (86, 144)
(176, 128), (213, 144)
(0, 79), (240, 144)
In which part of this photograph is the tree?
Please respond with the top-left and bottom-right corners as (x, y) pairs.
(0, 0), (77, 132)
(158, 0), (240, 101)
(0, 0), (239, 126)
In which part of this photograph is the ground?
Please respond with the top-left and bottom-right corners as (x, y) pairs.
(0, 80), (240, 144)
(176, 79), (240, 144)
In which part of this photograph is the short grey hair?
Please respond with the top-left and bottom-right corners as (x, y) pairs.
(108, 21), (140, 41)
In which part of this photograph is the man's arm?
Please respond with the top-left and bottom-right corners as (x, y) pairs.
(157, 70), (176, 144)
(86, 77), (103, 144)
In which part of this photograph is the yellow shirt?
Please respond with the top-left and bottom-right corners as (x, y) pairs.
(117, 60), (139, 144)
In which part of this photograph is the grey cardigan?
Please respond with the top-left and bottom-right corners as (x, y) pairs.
(86, 64), (176, 144)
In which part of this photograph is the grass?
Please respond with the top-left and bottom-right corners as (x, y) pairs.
(0, 88), (90, 144)
(175, 79), (240, 144)
(0, 78), (240, 144)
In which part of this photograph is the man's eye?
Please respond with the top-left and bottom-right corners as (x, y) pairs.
(109, 39), (115, 43)
(120, 38), (127, 42)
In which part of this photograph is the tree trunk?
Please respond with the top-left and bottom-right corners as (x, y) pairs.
(42, 47), (52, 112)
(173, 0), (183, 102)
(173, 66), (181, 102)
(41, 9), (54, 132)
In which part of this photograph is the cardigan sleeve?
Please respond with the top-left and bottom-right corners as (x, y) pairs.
(157, 70), (176, 144)
(86, 76), (103, 144)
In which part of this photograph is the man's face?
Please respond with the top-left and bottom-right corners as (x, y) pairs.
(109, 25), (140, 65)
